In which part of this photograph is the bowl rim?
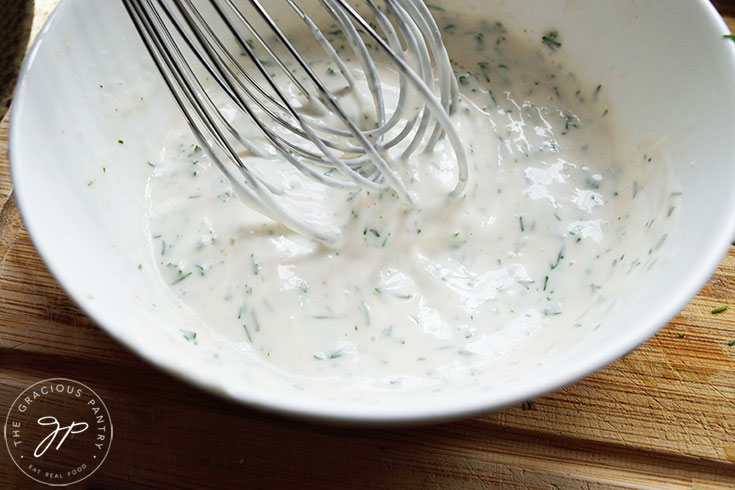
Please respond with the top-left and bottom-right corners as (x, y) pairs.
(9, 0), (735, 425)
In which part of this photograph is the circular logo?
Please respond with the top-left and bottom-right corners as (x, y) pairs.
(4, 378), (113, 486)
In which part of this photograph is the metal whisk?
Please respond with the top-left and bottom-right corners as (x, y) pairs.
(123, 0), (467, 245)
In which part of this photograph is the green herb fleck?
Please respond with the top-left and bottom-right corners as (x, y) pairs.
(118, 139), (124, 144)
(563, 114), (579, 130)
(137, 264), (143, 270)
(550, 247), (565, 270)
(678, 333), (685, 339)
(712, 306), (728, 314)
(171, 271), (192, 285)
(251, 253), (261, 275)
(542, 31), (561, 50)
(252, 310), (260, 332)
(478, 61), (491, 82)
(181, 330), (197, 342)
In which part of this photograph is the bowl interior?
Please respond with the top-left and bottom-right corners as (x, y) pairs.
(11, 0), (735, 423)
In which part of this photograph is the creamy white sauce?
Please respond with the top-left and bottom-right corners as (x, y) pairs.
(144, 15), (678, 393)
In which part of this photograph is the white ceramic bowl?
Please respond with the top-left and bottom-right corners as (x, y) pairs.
(11, 0), (735, 424)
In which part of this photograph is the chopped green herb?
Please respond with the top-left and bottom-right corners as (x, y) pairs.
(542, 31), (561, 50)
(251, 253), (261, 275)
(118, 139), (124, 144)
(137, 264), (143, 270)
(550, 247), (565, 270)
(478, 61), (491, 82)
(712, 306), (728, 314)
(678, 333), (685, 338)
(251, 310), (260, 332)
(181, 330), (197, 342)
(171, 271), (192, 285)
(728, 339), (735, 346)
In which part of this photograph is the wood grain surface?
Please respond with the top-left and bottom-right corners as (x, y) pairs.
(1, 2), (735, 489)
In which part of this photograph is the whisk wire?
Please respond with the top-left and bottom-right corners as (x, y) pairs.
(126, 0), (351, 244)
(124, 0), (468, 246)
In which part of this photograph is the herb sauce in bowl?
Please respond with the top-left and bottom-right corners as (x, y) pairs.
(144, 15), (677, 394)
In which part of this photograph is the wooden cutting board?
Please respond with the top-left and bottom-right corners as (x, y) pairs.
(1, 2), (734, 488)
